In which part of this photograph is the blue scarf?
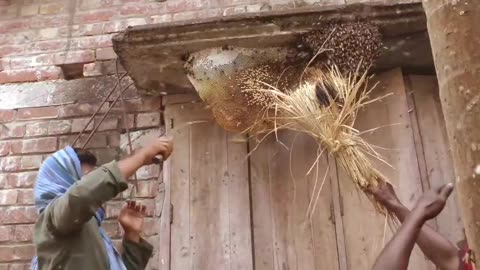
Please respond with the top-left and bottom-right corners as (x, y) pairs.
(32, 146), (126, 270)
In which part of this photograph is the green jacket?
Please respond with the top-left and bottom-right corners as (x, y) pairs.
(34, 161), (153, 270)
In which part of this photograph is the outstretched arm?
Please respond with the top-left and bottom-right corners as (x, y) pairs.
(371, 183), (454, 270)
(46, 138), (173, 235)
(372, 207), (426, 270)
(370, 183), (460, 270)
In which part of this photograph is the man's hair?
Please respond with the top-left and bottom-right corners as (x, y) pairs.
(73, 148), (97, 166)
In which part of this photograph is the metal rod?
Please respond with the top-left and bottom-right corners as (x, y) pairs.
(72, 73), (127, 147)
(81, 83), (134, 149)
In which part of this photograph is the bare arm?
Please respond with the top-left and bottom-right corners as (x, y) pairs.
(372, 184), (455, 270)
(372, 209), (425, 270)
(388, 202), (460, 270)
(370, 183), (460, 270)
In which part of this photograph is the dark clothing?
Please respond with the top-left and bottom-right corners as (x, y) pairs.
(34, 161), (153, 270)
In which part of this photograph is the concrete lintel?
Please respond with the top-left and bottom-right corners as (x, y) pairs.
(113, 2), (431, 96)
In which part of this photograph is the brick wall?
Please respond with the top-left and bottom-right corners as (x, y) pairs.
(0, 96), (165, 270)
(0, 0), (421, 269)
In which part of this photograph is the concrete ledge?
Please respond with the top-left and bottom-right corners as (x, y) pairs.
(113, 2), (431, 96)
(0, 75), (138, 109)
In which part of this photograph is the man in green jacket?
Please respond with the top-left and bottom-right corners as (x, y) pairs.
(32, 138), (173, 270)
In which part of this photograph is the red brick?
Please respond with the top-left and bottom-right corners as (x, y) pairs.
(118, 114), (135, 130)
(136, 112), (160, 128)
(136, 164), (160, 180)
(0, 174), (6, 189)
(0, 206), (37, 225)
(71, 118), (94, 133)
(27, 40), (68, 54)
(33, 14), (70, 29)
(75, 10), (116, 24)
(0, 225), (10, 242)
(83, 60), (124, 77)
(8, 54), (52, 69)
(68, 23), (104, 37)
(52, 50), (95, 65)
(17, 107), (58, 120)
(0, 190), (18, 205)
(12, 224), (34, 242)
(10, 137), (57, 154)
(89, 148), (118, 165)
(0, 109), (15, 123)
(173, 8), (221, 21)
(103, 18), (148, 33)
(151, 14), (172, 24)
(71, 35), (114, 50)
(17, 189), (34, 205)
(0, 21), (29, 34)
(107, 132), (121, 147)
(6, 172), (37, 188)
(0, 45), (24, 56)
(120, 3), (165, 16)
(102, 221), (121, 239)
(0, 244), (35, 262)
(80, 0), (116, 10)
(94, 117), (118, 131)
(37, 27), (60, 40)
(59, 102), (108, 117)
(59, 133), (108, 149)
(48, 120), (72, 135)
(105, 201), (123, 219)
(0, 142), (9, 156)
(115, 97), (162, 112)
(96, 47), (117, 60)
(25, 122), (49, 137)
(20, 4), (39, 17)
(0, 123), (26, 139)
(136, 180), (159, 198)
(0, 66), (63, 84)
(39, 2), (65, 15)
(166, 0), (207, 13)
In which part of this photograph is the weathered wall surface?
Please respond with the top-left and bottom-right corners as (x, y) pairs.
(0, 0), (421, 270)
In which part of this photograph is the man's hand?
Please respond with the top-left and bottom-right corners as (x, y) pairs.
(118, 201), (146, 243)
(414, 183), (454, 221)
(368, 182), (402, 211)
(139, 137), (173, 165)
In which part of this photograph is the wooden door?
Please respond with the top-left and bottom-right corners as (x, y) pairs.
(163, 101), (253, 270)
(161, 69), (464, 270)
(249, 132), (343, 270)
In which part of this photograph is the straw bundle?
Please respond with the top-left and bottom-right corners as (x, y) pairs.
(244, 65), (388, 194)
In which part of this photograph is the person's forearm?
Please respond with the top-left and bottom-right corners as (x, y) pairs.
(372, 210), (425, 270)
(117, 151), (148, 179)
(389, 203), (460, 270)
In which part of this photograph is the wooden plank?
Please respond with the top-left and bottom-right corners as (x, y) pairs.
(189, 112), (230, 269)
(250, 131), (339, 270)
(166, 104), (193, 270)
(407, 75), (464, 245)
(338, 68), (434, 270)
(329, 158), (348, 270)
(166, 102), (253, 270)
(227, 133), (254, 270)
